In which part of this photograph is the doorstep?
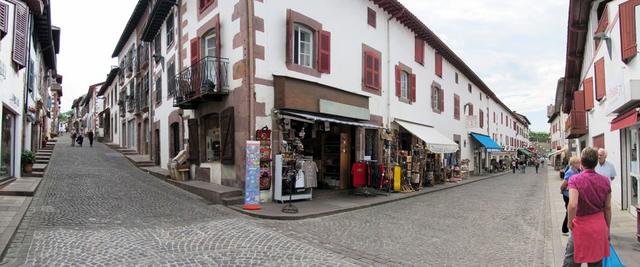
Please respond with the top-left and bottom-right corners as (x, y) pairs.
(0, 178), (41, 196)
(167, 180), (242, 204)
(229, 171), (511, 220)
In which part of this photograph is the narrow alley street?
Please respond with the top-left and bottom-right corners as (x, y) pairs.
(1, 140), (549, 266)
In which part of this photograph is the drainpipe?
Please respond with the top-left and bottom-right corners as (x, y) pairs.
(246, 0), (256, 139)
(386, 7), (404, 128)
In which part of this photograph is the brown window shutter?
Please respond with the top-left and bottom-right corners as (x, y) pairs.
(410, 73), (416, 102)
(395, 65), (401, 97)
(362, 51), (368, 86)
(594, 58), (606, 100)
(319, 30), (331, 73)
(620, 1), (639, 62)
(454, 94), (460, 120)
(435, 52), (443, 77)
(220, 107), (235, 164)
(373, 54), (380, 88)
(479, 110), (484, 128)
(190, 38), (200, 66)
(583, 77), (594, 110)
(12, 3), (28, 69)
(215, 16), (221, 58)
(367, 7), (376, 28)
(469, 104), (474, 116)
(439, 88), (444, 112)
(188, 119), (199, 163)
(574, 90), (586, 111)
(431, 86), (436, 111)
(415, 37), (424, 65)
(0, 2), (8, 39)
(286, 9), (293, 64)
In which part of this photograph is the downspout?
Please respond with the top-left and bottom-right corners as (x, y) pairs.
(246, 0), (256, 139)
(386, 7), (404, 128)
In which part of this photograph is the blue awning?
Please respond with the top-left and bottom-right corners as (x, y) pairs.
(469, 132), (502, 151)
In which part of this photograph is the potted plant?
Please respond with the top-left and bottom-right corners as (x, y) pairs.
(21, 150), (35, 173)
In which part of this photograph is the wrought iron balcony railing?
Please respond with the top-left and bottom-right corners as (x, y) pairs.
(173, 56), (229, 108)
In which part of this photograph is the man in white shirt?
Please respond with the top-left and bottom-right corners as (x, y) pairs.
(595, 148), (616, 182)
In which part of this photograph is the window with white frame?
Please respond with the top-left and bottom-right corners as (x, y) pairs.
(293, 23), (313, 68)
(400, 70), (409, 99)
(202, 30), (217, 57)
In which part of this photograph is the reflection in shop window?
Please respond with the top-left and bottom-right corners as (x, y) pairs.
(0, 109), (14, 180)
(203, 114), (221, 162)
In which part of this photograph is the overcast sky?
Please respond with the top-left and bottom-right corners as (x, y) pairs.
(52, 0), (567, 132)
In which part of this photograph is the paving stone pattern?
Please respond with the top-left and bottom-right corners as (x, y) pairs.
(2, 137), (548, 266)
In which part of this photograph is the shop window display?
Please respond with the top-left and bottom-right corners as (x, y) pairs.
(0, 110), (13, 179)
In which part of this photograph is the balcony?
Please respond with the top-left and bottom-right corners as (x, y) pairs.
(140, 89), (149, 112)
(138, 43), (149, 71)
(173, 56), (229, 109)
(565, 110), (587, 139)
(126, 96), (135, 113)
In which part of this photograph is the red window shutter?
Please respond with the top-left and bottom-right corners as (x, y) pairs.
(431, 86), (437, 111)
(594, 58), (606, 100)
(395, 65), (401, 97)
(373, 54), (380, 88)
(215, 16), (221, 58)
(620, 0), (639, 62)
(285, 10), (293, 64)
(367, 8), (376, 28)
(0, 2), (8, 39)
(410, 73), (416, 102)
(439, 88), (444, 112)
(479, 110), (484, 128)
(583, 77), (594, 110)
(454, 94), (460, 120)
(574, 91), (586, 111)
(415, 37), (424, 65)
(12, 3), (28, 69)
(469, 104), (474, 116)
(190, 38), (200, 65)
(319, 30), (331, 73)
(435, 52), (443, 77)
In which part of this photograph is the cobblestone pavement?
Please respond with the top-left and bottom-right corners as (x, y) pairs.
(2, 138), (548, 266)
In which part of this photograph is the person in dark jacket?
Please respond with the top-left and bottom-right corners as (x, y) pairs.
(76, 133), (84, 147)
(87, 131), (94, 147)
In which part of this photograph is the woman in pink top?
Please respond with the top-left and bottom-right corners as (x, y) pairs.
(563, 147), (612, 266)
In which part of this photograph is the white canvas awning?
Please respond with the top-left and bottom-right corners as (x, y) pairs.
(395, 120), (459, 153)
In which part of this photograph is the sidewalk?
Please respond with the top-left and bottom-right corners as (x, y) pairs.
(230, 170), (512, 220)
(0, 196), (31, 259)
(546, 168), (640, 266)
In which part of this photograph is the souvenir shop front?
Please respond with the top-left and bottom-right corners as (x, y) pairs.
(469, 132), (503, 175)
(390, 119), (460, 190)
(271, 76), (380, 202)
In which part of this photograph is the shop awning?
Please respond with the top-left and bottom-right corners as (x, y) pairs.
(469, 132), (502, 152)
(395, 120), (459, 153)
(517, 148), (533, 157)
(279, 110), (381, 128)
(610, 109), (638, 131)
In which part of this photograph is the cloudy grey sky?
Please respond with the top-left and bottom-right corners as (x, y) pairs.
(53, 0), (567, 132)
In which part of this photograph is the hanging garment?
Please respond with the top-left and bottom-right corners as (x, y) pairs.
(351, 162), (367, 188)
(295, 169), (305, 188)
(302, 161), (318, 188)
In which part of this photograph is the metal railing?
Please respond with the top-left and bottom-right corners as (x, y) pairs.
(126, 96), (135, 112)
(173, 56), (229, 105)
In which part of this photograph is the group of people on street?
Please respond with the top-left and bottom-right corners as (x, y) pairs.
(560, 148), (615, 266)
(510, 157), (541, 174)
(69, 129), (94, 147)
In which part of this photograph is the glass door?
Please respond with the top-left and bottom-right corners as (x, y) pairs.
(629, 128), (639, 209)
(0, 109), (14, 179)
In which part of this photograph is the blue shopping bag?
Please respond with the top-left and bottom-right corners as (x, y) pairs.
(602, 243), (625, 267)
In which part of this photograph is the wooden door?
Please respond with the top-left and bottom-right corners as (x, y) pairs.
(339, 132), (351, 189)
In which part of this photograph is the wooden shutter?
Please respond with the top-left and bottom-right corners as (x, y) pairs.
(285, 9), (293, 64)
(190, 38), (200, 65)
(410, 73), (416, 102)
(574, 90), (586, 111)
(373, 54), (380, 88)
(190, 37), (201, 93)
(188, 119), (199, 163)
(479, 110), (484, 128)
(452, 94), (456, 118)
(367, 7), (376, 28)
(395, 65), (401, 97)
(583, 77), (594, 110)
(12, 3), (28, 69)
(435, 52), (442, 77)
(431, 86), (436, 111)
(0, 2), (8, 39)
(319, 30), (331, 73)
(594, 58), (606, 100)
(220, 107), (235, 164)
(469, 103), (474, 116)
(620, 0), (640, 62)
(415, 37), (424, 65)
(438, 88), (444, 112)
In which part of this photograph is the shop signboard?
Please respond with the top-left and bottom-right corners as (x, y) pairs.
(319, 99), (369, 121)
(243, 141), (261, 210)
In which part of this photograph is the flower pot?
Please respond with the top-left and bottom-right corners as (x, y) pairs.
(23, 163), (33, 173)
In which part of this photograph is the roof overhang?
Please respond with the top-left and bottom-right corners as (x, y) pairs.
(34, 2), (56, 71)
(25, 0), (44, 16)
(97, 67), (121, 96)
(111, 0), (150, 57)
(141, 0), (176, 42)
(562, 0), (594, 113)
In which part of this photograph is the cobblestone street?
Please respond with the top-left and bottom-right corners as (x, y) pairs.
(2, 139), (547, 266)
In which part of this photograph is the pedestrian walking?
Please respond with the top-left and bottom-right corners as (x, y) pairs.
(560, 156), (581, 235)
(70, 131), (76, 147)
(87, 131), (94, 147)
(535, 160), (540, 174)
(76, 133), (84, 147)
(511, 160), (516, 174)
(595, 148), (616, 182)
(562, 148), (611, 266)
